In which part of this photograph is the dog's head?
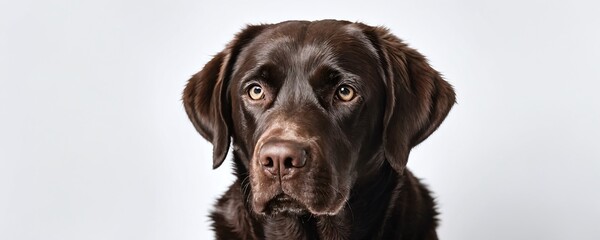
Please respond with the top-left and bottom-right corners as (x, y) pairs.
(183, 20), (455, 216)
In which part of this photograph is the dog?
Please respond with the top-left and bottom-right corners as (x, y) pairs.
(183, 20), (455, 239)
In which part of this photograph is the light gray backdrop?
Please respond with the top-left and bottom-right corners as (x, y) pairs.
(1, 0), (599, 239)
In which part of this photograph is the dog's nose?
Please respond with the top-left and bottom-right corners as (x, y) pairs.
(258, 140), (307, 178)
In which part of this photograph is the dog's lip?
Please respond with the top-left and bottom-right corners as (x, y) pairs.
(274, 194), (293, 201)
(267, 193), (300, 206)
(259, 193), (308, 215)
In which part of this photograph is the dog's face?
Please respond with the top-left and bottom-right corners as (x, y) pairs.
(229, 22), (386, 215)
(183, 20), (455, 216)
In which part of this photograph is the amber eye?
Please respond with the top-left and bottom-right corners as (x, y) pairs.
(248, 85), (265, 100)
(336, 85), (355, 101)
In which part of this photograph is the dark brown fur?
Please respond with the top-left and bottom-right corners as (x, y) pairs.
(183, 20), (455, 240)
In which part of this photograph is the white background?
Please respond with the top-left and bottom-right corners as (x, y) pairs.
(1, 0), (599, 239)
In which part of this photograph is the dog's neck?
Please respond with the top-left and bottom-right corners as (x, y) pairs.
(347, 160), (399, 238)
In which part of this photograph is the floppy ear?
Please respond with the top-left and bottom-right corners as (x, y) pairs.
(182, 25), (268, 169)
(362, 26), (456, 174)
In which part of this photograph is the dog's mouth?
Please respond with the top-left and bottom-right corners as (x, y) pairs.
(262, 193), (308, 215)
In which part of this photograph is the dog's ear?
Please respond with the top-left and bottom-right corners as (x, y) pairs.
(361, 25), (456, 174)
(183, 25), (268, 169)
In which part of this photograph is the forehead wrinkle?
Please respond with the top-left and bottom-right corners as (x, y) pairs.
(257, 36), (295, 64)
(256, 40), (334, 95)
(234, 35), (294, 74)
(295, 43), (337, 74)
(265, 40), (336, 73)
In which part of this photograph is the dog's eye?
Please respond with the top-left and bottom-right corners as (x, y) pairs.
(248, 84), (265, 100)
(336, 85), (355, 101)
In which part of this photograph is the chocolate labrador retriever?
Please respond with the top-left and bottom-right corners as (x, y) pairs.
(183, 20), (455, 239)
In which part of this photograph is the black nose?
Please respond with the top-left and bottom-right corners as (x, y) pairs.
(258, 140), (308, 178)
